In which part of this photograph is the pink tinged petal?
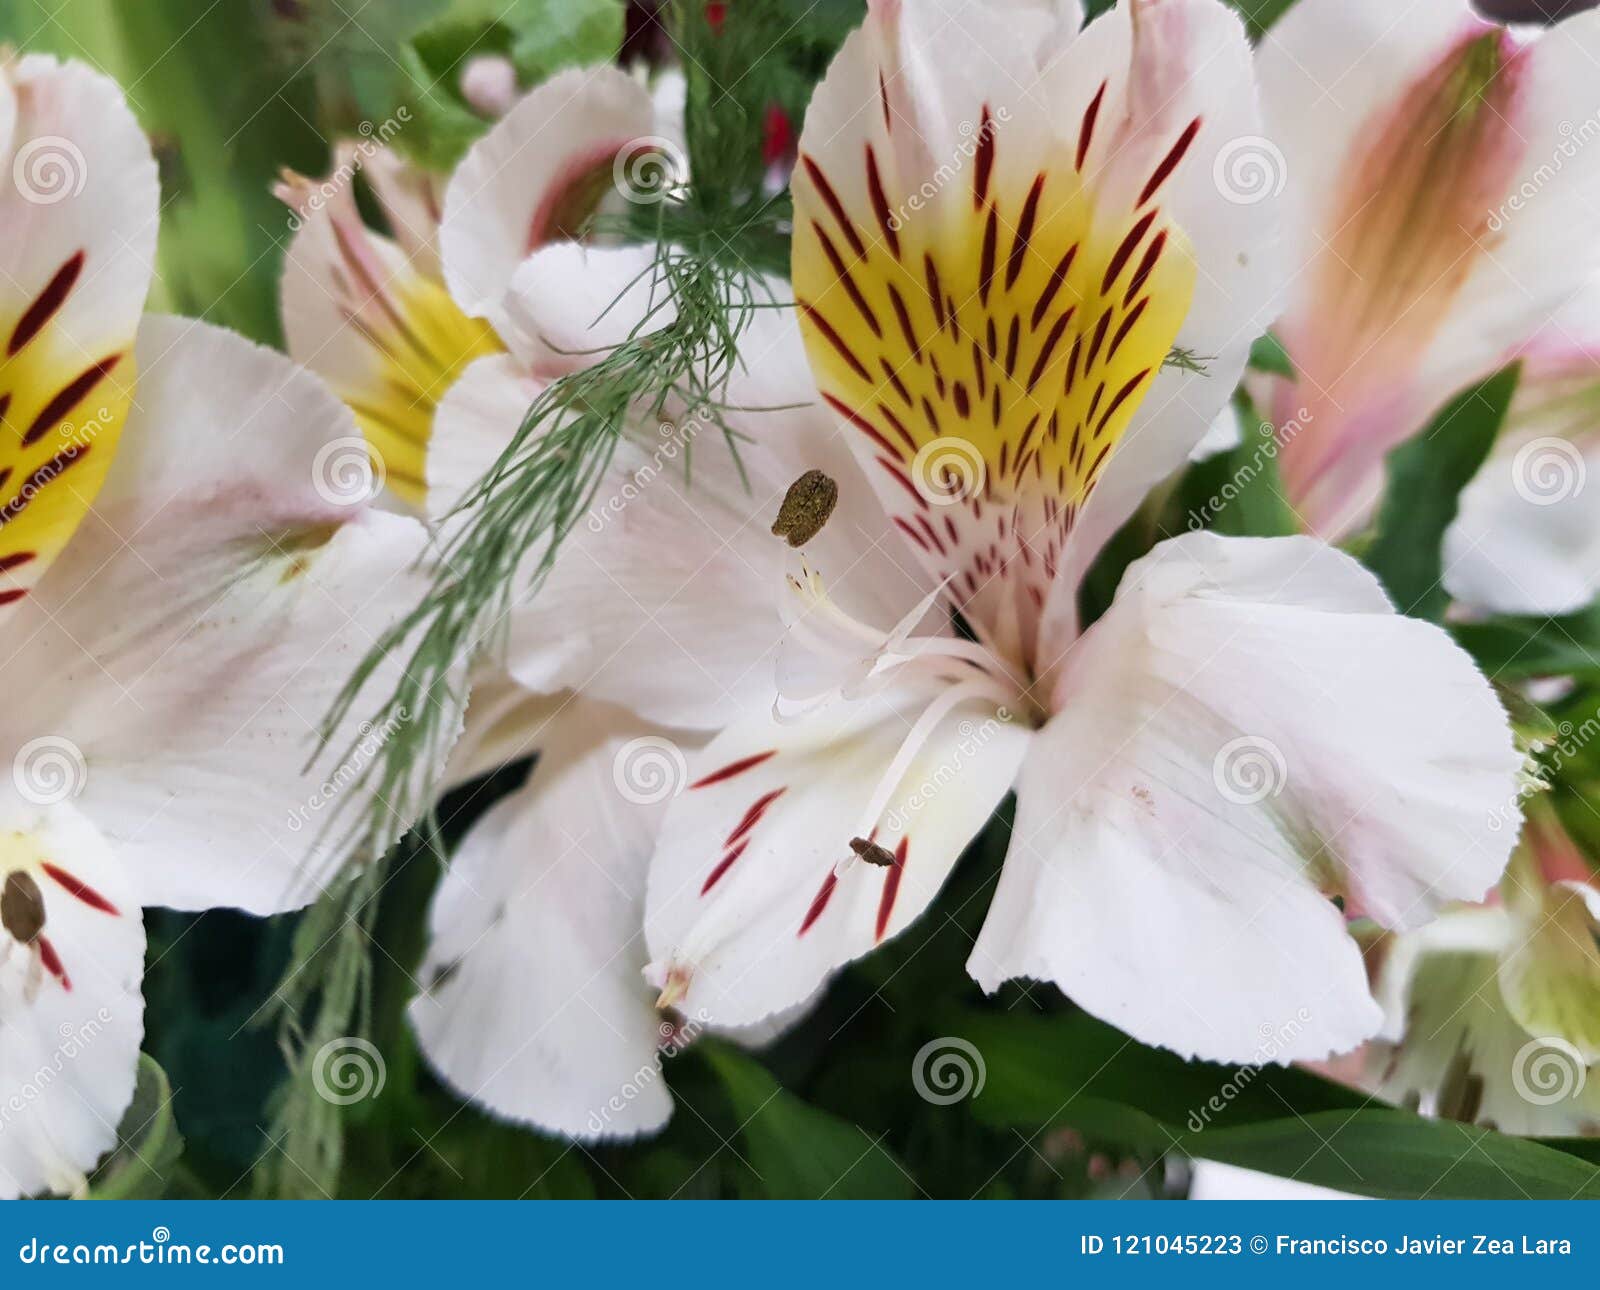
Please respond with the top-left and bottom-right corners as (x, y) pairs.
(427, 352), (792, 736)
(644, 685), (1028, 1029)
(4, 316), (437, 915)
(1270, 22), (1532, 535)
(971, 532), (1521, 1064)
(0, 798), (143, 1200)
(409, 702), (682, 1141)
(278, 161), (501, 508)
(1444, 314), (1600, 616)
(440, 66), (659, 333)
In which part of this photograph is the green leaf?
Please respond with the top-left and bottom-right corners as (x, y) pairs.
(702, 1044), (916, 1198)
(1180, 1111), (1600, 1200)
(89, 1055), (185, 1200)
(1362, 364), (1521, 621)
(952, 1007), (1600, 1199)
(955, 1008), (1363, 1136)
(1178, 394), (1299, 538)
(1247, 331), (1294, 379)
(1452, 601), (1600, 684)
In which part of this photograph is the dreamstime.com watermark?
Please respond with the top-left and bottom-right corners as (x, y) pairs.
(1487, 706), (1600, 833)
(1184, 1009), (1313, 1133)
(285, 109), (412, 232)
(882, 710), (1013, 833)
(0, 1009), (113, 1136)
(885, 109), (1011, 233)
(1487, 111), (1600, 232)
(586, 1009), (710, 1136)
(285, 709), (409, 833)
(18, 1228), (284, 1267)
(587, 408), (712, 533)
(1186, 407), (1312, 531)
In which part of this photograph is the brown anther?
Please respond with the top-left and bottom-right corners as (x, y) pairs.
(771, 469), (838, 548)
(849, 837), (897, 868)
(1, 871), (45, 944)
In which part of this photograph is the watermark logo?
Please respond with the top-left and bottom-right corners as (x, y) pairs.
(613, 136), (688, 206)
(1212, 135), (1287, 206)
(1212, 735), (1287, 806)
(1512, 1036), (1587, 1107)
(312, 436), (384, 507)
(1511, 436), (1585, 506)
(911, 1036), (986, 1105)
(311, 1036), (387, 1105)
(13, 736), (87, 805)
(612, 737), (688, 805)
(13, 136), (87, 205)
(911, 437), (986, 506)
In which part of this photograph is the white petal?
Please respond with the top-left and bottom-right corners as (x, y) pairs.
(3, 316), (434, 914)
(645, 685), (1028, 1028)
(440, 65), (657, 336)
(428, 354), (786, 732)
(409, 700), (685, 1139)
(1188, 1161), (1363, 1200)
(0, 796), (143, 1199)
(500, 242), (678, 375)
(972, 532), (1521, 1063)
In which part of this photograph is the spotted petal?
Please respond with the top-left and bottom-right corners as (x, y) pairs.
(279, 154), (501, 509)
(793, 0), (1278, 670)
(0, 56), (157, 613)
(1, 316), (434, 914)
(0, 795), (142, 1199)
(644, 684), (1029, 1028)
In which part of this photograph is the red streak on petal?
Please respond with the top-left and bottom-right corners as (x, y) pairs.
(874, 837), (910, 943)
(1138, 117), (1202, 207)
(725, 788), (785, 849)
(41, 863), (120, 916)
(701, 839), (750, 895)
(824, 393), (901, 460)
(799, 870), (839, 936)
(1100, 210), (1159, 296)
(1077, 81), (1107, 171)
(691, 750), (778, 790)
(38, 936), (71, 991)
(10, 252), (85, 356)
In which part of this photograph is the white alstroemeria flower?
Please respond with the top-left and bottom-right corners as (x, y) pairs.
(1363, 803), (1600, 1136)
(1444, 285), (1600, 616)
(406, 293), (903, 1137)
(1253, 0), (1600, 566)
(278, 64), (686, 508)
(0, 58), (431, 1197)
(633, 0), (1524, 1065)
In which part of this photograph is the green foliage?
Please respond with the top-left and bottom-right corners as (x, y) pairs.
(0, 0), (328, 344)
(269, 0), (624, 173)
(1454, 601), (1600, 684)
(89, 1057), (184, 1200)
(962, 1007), (1600, 1199)
(701, 1045), (916, 1199)
(1362, 364), (1521, 621)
